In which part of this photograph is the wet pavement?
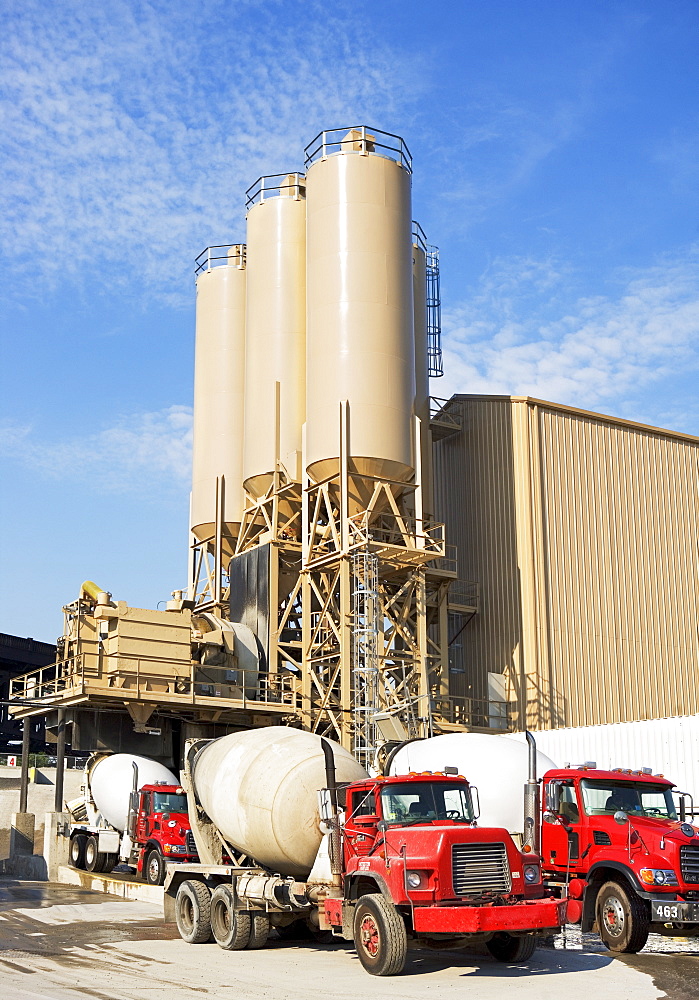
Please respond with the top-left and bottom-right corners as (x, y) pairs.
(552, 924), (699, 999)
(0, 879), (693, 999)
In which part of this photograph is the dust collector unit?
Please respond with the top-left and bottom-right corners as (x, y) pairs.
(242, 173), (307, 498)
(190, 244), (247, 556)
(304, 127), (416, 484)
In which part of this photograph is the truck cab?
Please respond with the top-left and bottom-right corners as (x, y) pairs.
(134, 782), (198, 884)
(542, 766), (699, 951)
(322, 771), (565, 972)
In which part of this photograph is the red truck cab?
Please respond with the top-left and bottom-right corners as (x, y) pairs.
(323, 772), (565, 974)
(135, 782), (198, 884)
(542, 766), (699, 951)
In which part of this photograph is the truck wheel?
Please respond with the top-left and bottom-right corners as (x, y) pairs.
(210, 885), (251, 950)
(102, 853), (118, 874)
(487, 933), (537, 962)
(176, 879), (213, 944)
(353, 893), (407, 976)
(596, 881), (650, 953)
(145, 850), (165, 886)
(69, 834), (87, 869)
(247, 914), (270, 950)
(85, 835), (106, 873)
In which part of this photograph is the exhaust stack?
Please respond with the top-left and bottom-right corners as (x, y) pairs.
(523, 731), (541, 855)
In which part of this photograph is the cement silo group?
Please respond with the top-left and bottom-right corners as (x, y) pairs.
(189, 127), (446, 756)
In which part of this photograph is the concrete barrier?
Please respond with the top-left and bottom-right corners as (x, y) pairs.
(0, 767), (82, 860)
(57, 865), (164, 903)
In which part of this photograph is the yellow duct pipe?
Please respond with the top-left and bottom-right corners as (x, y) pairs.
(80, 580), (104, 602)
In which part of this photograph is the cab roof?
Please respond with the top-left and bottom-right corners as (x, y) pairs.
(545, 767), (674, 788)
(351, 772), (470, 789)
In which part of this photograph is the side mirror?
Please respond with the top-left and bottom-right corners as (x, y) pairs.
(613, 810), (629, 825)
(377, 820), (387, 833)
(470, 785), (481, 820)
(543, 811), (559, 825)
(161, 813), (170, 822)
(545, 780), (562, 814)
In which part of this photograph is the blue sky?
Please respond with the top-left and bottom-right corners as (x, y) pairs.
(1, 0), (698, 642)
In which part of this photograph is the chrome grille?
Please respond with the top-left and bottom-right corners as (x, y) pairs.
(680, 844), (699, 883)
(185, 831), (198, 857)
(452, 842), (511, 896)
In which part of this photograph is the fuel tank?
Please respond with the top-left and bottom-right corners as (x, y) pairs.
(191, 726), (367, 878)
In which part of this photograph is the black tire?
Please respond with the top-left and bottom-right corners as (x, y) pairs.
(353, 893), (407, 977)
(175, 879), (213, 944)
(486, 933), (537, 962)
(596, 880), (650, 953)
(247, 913), (270, 950)
(84, 835), (106, 873)
(210, 885), (251, 950)
(101, 853), (118, 874)
(145, 849), (166, 886)
(69, 834), (87, 870)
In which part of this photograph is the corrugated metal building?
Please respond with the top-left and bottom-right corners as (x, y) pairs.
(432, 394), (699, 731)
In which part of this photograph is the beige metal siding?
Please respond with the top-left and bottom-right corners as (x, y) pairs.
(524, 400), (699, 729)
(432, 397), (523, 705)
(433, 395), (699, 731)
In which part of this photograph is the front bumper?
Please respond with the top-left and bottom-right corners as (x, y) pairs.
(412, 898), (566, 934)
(651, 899), (699, 924)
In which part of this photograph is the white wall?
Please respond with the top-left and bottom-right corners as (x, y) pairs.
(507, 715), (699, 808)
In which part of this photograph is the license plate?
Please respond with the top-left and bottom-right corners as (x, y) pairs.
(651, 900), (699, 922)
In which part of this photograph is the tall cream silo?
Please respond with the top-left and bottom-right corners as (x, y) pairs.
(190, 245), (247, 558)
(412, 224), (432, 513)
(242, 174), (306, 498)
(305, 128), (416, 485)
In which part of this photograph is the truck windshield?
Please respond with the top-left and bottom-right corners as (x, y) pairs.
(380, 782), (473, 826)
(580, 780), (677, 820)
(153, 792), (188, 813)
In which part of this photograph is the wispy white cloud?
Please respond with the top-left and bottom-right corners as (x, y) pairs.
(0, 0), (420, 303)
(436, 247), (699, 431)
(0, 405), (193, 493)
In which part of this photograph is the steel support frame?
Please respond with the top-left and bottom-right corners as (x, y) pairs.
(300, 404), (444, 751)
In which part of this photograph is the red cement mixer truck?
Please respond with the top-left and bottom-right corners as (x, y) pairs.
(164, 726), (565, 976)
(386, 731), (699, 953)
(67, 752), (198, 884)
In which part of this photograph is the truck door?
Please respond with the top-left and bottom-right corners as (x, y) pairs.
(344, 788), (380, 860)
(136, 791), (151, 842)
(544, 781), (582, 871)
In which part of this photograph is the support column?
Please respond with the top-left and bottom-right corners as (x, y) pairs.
(54, 709), (66, 812)
(19, 718), (30, 813)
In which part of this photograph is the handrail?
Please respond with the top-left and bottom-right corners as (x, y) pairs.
(433, 695), (512, 731)
(9, 653), (297, 708)
(194, 244), (246, 275)
(304, 126), (412, 172)
(245, 172), (306, 209)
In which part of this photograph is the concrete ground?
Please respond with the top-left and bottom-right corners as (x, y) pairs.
(3, 879), (694, 1000)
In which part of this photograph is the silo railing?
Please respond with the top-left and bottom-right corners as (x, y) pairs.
(245, 172), (306, 209)
(304, 126), (412, 172)
(194, 244), (246, 275)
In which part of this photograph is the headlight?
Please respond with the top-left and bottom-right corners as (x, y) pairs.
(523, 864), (540, 883)
(640, 868), (678, 885)
(406, 871), (422, 888)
